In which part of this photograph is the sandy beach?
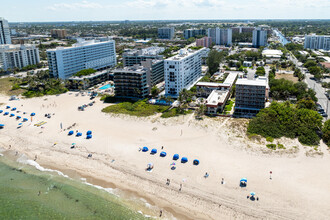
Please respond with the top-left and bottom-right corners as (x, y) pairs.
(1, 92), (330, 219)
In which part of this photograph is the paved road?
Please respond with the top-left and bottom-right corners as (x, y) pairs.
(289, 52), (329, 117)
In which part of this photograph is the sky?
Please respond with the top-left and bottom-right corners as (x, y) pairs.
(1, 0), (330, 22)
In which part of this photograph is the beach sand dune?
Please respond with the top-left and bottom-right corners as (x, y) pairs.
(0, 93), (330, 219)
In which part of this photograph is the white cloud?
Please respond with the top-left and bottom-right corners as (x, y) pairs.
(47, 1), (102, 11)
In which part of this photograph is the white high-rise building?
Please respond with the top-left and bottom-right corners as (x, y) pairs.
(304, 34), (330, 51)
(207, 28), (232, 46)
(0, 44), (40, 70)
(165, 48), (206, 97)
(252, 28), (267, 48)
(47, 39), (116, 79)
(0, 17), (11, 44)
(158, 27), (175, 40)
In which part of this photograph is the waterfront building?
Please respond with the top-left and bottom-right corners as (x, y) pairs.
(252, 28), (267, 48)
(67, 70), (110, 90)
(165, 48), (206, 97)
(196, 37), (212, 48)
(232, 27), (255, 34)
(51, 29), (67, 39)
(113, 66), (149, 99)
(304, 34), (330, 51)
(47, 39), (116, 79)
(123, 47), (164, 67)
(0, 17), (11, 44)
(183, 29), (206, 39)
(207, 28), (232, 46)
(140, 59), (164, 86)
(158, 27), (175, 40)
(0, 44), (40, 70)
(234, 77), (269, 118)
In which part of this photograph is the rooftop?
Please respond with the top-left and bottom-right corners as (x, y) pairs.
(113, 66), (147, 74)
(166, 48), (205, 61)
(206, 90), (229, 106)
(0, 44), (37, 51)
(262, 49), (283, 57)
(223, 72), (238, 86)
(47, 39), (114, 52)
(236, 77), (269, 88)
(68, 70), (109, 80)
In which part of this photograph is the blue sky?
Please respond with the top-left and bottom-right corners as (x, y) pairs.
(1, 0), (329, 22)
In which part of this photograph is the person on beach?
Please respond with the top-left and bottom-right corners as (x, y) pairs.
(221, 178), (224, 184)
(159, 210), (163, 217)
(204, 172), (209, 178)
(179, 184), (182, 191)
(34, 155), (37, 161)
(161, 146), (164, 150)
(8, 145), (11, 149)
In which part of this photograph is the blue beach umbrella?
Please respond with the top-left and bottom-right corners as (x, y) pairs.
(86, 130), (92, 135)
(193, 159), (200, 165)
(181, 157), (188, 163)
(12, 107), (16, 111)
(30, 113), (36, 116)
(142, 147), (149, 152)
(151, 148), (157, 154)
(16, 116), (21, 120)
(0, 124), (4, 128)
(68, 130), (74, 135)
(173, 154), (179, 160)
(76, 132), (82, 137)
(4, 112), (9, 115)
(160, 151), (167, 157)
(0, 110), (3, 113)
(6, 106), (10, 109)
(86, 134), (92, 139)
(250, 192), (256, 196)
(240, 178), (247, 183)
(10, 113), (15, 117)
(23, 118), (28, 122)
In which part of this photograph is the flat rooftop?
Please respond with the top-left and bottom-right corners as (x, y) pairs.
(206, 90), (229, 106)
(47, 39), (114, 51)
(68, 70), (109, 80)
(166, 48), (205, 61)
(262, 49), (283, 57)
(223, 72), (238, 86)
(236, 77), (269, 88)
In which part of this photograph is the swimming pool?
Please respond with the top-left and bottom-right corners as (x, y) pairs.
(99, 84), (114, 90)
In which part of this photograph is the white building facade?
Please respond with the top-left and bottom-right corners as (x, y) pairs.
(47, 39), (116, 79)
(304, 34), (330, 51)
(207, 28), (232, 46)
(0, 44), (40, 70)
(0, 17), (11, 45)
(165, 48), (206, 97)
(252, 28), (267, 48)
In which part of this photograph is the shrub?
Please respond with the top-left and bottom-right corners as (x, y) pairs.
(277, 144), (286, 149)
(266, 137), (274, 142)
(266, 144), (277, 150)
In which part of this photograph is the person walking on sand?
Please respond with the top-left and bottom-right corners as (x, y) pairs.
(161, 146), (164, 150)
(159, 210), (163, 217)
(179, 184), (182, 191)
(34, 155), (37, 161)
(221, 178), (224, 184)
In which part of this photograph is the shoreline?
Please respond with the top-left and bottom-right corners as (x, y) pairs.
(1, 93), (330, 219)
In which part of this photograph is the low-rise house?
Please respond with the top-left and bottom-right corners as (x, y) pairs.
(205, 90), (230, 115)
(67, 70), (110, 90)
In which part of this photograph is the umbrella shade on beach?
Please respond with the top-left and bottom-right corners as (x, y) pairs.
(4, 112), (9, 115)
(23, 118), (28, 122)
(76, 132), (82, 137)
(173, 154), (179, 160)
(181, 157), (188, 163)
(142, 147), (149, 152)
(0, 110), (3, 113)
(68, 130), (74, 135)
(6, 106), (10, 109)
(10, 113), (15, 117)
(86, 134), (92, 139)
(160, 151), (167, 157)
(16, 116), (21, 119)
(12, 107), (16, 111)
(0, 124), (4, 127)
(240, 178), (247, 183)
(30, 113), (36, 116)
(86, 130), (92, 135)
(250, 192), (256, 196)
(151, 148), (157, 154)
(193, 159), (200, 165)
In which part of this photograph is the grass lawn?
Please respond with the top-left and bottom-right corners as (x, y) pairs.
(0, 77), (25, 96)
(102, 100), (169, 117)
(161, 108), (193, 118)
(224, 99), (235, 114)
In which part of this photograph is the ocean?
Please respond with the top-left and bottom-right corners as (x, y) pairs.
(0, 152), (159, 219)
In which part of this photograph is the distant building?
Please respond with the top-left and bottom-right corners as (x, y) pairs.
(252, 28), (267, 48)
(113, 66), (149, 99)
(51, 29), (67, 39)
(0, 17), (11, 44)
(304, 34), (330, 51)
(234, 77), (269, 118)
(0, 44), (40, 70)
(67, 70), (110, 90)
(207, 28), (232, 46)
(232, 26), (255, 34)
(243, 61), (252, 67)
(47, 39), (116, 79)
(158, 27), (175, 40)
(262, 49), (283, 58)
(140, 59), (164, 86)
(205, 90), (230, 115)
(196, 37), (212, 48)
(123, 47), (164, 67)
(183, 29), (206, 39)
(165, 48), (206, 97)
